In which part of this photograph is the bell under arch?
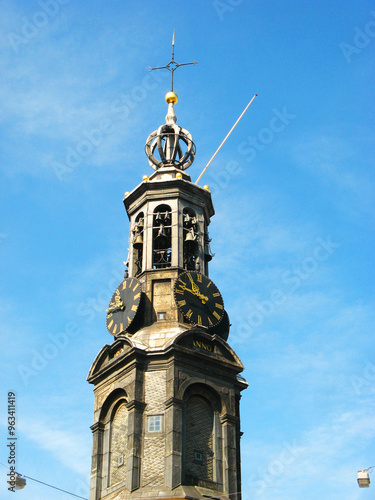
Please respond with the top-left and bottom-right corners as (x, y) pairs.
(152, 204), (172, 269)
(183, 206), (198, 271)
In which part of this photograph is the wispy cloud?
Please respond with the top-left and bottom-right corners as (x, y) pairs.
(0, 2), (169, 179)
(291, 129), (375, 218)
(17, 415), (90, 477)
(242, 404), (375, 499)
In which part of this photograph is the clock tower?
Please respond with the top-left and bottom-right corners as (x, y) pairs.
(87, 48), (247, 500)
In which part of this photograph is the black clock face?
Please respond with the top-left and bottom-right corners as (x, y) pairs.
(106, 277), (142, 335)
(208, 310), (230, 341)
(174, 271), (224, 327)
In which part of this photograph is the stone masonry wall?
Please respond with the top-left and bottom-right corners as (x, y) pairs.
(142, 370), (166, 487)
(109, 403), (128, 486)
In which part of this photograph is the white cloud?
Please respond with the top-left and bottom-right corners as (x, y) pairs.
(297, 405), (375, 476)
(17, 416), (90, 478)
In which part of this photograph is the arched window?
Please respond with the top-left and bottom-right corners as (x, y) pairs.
(185, 395), (214, 484)
(132, 212), (144, 276)
(109, 401), (128, 486)
(203, 226), (214, 273)
(96, 390), (129, 492)
(152, 204), (172, 269)
(183, 207), (198, 271)
(183, 385), (223, 490)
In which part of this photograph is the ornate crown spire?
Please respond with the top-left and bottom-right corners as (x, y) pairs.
(145, 32), (197, 171)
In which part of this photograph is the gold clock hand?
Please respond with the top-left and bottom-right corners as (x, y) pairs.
(198, 293), (209, 303)
(187, 273), (194, 285)
(114, 293), (124, 308)
(106, 304), (125, 314)
(178, 284), (197, 296)
(187, 273), (202, 296)
(106, 291), (125, 314)
(178, 283), (208, 303)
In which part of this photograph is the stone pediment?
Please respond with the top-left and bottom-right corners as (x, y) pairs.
(172, 327), (244, 370)
(87, 336), (134, 381)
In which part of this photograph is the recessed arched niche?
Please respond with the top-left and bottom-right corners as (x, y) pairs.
(132, 212), (144, 276)
(152, 204), (172, 269)
(183, 207), (198, 271)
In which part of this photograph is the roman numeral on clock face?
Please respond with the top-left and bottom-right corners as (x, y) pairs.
(185, 309), (193, 320)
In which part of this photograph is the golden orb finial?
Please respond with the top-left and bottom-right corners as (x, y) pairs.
(165, 91), (178, 104)
(176, 172), (182, 179)
(203, 185), (210, 191)
(124, 191), (130, 197)
(142, 175), (149, 182)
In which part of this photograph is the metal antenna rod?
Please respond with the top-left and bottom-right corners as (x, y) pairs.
(195, 93), (258, 185)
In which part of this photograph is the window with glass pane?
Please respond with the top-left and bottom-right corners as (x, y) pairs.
(148, 415), (162, 432)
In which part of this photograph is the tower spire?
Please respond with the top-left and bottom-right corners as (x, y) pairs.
(145, 33), (197, 171)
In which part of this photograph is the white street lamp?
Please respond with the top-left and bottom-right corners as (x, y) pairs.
(7, 472), (26, 490)
(358, 467), (373, 488)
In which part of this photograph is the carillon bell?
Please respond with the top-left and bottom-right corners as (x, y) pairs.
(183, 214), (197, 226)
(185, 229), (196, 242)
(133, 234), (143, 248)
(156, 224), (167, 238)
(204, 244), (213, 261)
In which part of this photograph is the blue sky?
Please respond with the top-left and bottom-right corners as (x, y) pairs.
(1, 0), (374, 498)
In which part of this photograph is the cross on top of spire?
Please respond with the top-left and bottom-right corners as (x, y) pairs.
(149, 31), (197, 91)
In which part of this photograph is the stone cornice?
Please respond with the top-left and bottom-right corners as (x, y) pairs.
(164, 397), (184, 410)
(90, 422), (105, 433)
(126, 400), (147, 412)
(123, 178), (214, 221)
(220, 413), (240, 425)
